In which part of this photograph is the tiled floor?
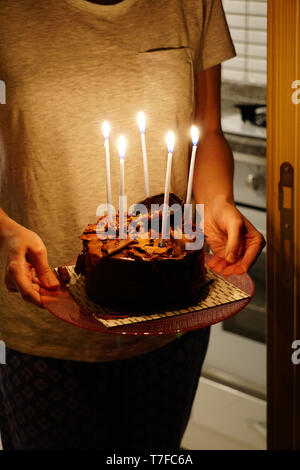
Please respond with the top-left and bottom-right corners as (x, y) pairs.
(182, 377), (266, 450)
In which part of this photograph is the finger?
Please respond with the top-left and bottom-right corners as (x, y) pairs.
(6, 259), (44, 308)
(222, 263), (237, 276)
(27, 246), (60, 290)
(30, 266), (37, 279)
(32, 282), (41, 293)
(211, 258), (228, 274)
(207, 255), (223, 269)
(225, 218), (244, 264)
(234, 263), (247, 274)
(237, 236), (265, 272)
(30, 267), (41, 285)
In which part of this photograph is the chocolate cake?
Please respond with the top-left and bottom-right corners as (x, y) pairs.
(75, 194), (206, 313)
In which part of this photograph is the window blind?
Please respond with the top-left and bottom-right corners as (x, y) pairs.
(222, 0), (267, 85)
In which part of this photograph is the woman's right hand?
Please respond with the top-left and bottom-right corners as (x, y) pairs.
(0, 217), (60, 308)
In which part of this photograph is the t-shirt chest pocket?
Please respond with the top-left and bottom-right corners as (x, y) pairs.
(137, 47), (195, 121)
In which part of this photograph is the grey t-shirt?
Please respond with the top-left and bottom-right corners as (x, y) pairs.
(0, 0), (235, 361)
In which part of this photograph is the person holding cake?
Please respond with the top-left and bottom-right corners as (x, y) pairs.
(0, 0), (265, 450)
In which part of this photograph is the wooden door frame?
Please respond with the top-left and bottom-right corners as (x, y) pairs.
(267, 0), (300, 450)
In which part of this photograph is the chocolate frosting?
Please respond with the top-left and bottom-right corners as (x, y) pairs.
(75, 194), (206, 313)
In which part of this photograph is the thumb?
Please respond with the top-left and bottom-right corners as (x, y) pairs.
(27, 245), (60, 290)
(225, 218), (243, 264)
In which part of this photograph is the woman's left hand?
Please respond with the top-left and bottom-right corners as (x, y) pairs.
(203, 195), (266, 276)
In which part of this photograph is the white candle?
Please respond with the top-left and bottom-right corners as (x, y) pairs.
(137, 111), (150, 198)
(186, 125), (199, 206)
(118, 135), (126, 238)
(161, 131), (175, 240)
(102, 121), (112, 220)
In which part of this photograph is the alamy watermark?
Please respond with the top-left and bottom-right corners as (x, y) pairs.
(95, 198), (204, 251)
(0, 340), (6, 364)
(0, 80), (6, 104)
(291, 340), (300, 365)
(291, 80), (300, 105)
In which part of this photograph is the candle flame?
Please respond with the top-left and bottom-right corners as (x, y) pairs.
(191, 125), (199, 146)
(118, 135), (126, 159)
(137, 111), (146, 134)
(166, 131), (175, 154)
(102, 121), (110, 139)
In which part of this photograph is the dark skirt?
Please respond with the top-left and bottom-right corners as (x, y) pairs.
(0, 327), (210, 450)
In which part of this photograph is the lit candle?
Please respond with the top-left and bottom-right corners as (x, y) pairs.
(161, 131), (175, 240)
(102, 121), (112, 220)
(137, 111), (150, 198)
(186, 125), (199, 206)
(118, 135), (126, 238)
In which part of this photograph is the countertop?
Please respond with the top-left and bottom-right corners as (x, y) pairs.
(221, 82), (266, 158)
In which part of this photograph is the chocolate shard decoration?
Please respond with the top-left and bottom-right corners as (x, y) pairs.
(82, 223), (98, 234)
(79, 233), (99, 241)
(104, 238), (137, 256)
(57, 266), (71, 283)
